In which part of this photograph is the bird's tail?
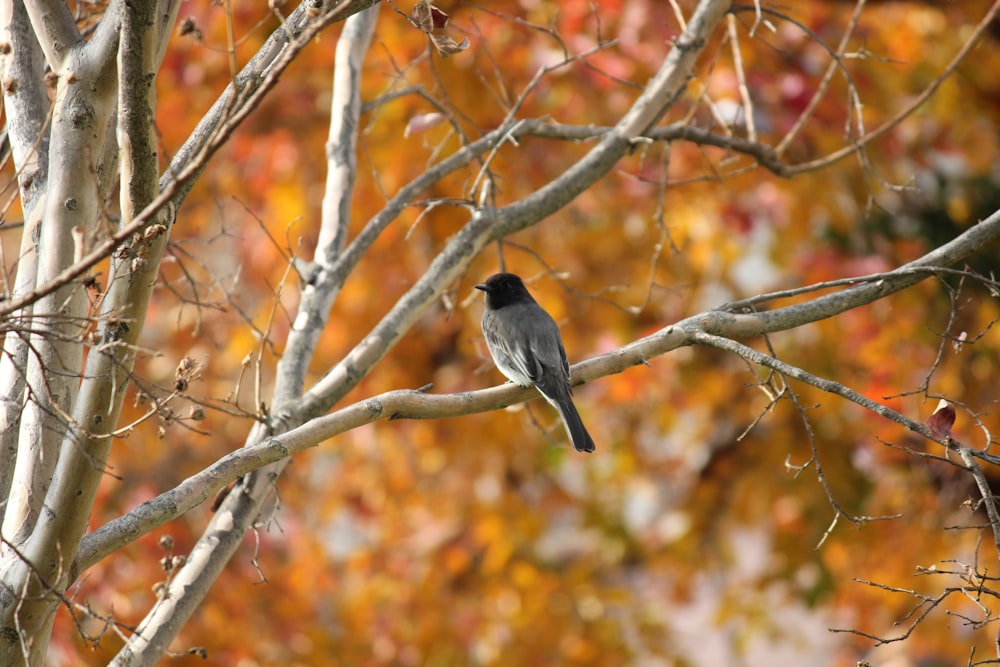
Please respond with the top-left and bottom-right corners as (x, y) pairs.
(552, 393), (596, 453)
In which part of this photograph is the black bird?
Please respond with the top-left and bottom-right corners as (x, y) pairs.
(476, 272), (596, 453)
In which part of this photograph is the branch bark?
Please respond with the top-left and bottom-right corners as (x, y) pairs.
(0, 5), (120, 663)
(0, 0), (50, 508)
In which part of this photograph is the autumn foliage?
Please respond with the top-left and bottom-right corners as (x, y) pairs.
(4, 0), (1000, 665)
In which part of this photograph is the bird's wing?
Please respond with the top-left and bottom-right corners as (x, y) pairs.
(529, 333), (572, 399)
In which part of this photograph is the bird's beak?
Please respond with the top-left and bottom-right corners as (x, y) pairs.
(475, 284), (487, 292)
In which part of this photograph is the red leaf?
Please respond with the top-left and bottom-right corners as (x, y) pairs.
(926, 399), (956, 439)
(429, 5), (450, 30)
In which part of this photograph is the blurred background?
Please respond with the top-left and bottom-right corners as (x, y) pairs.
(15, 1), (1000, 664)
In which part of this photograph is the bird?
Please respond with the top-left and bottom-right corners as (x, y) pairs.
(475, 272), (596, 453)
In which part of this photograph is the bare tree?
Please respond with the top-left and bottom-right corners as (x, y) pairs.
(1, 0), (999, 664)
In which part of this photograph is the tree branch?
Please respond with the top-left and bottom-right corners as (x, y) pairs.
(0, 0), (50, 511)
(105, 6), (382, 664)
(21, 0), (79, 68)
(0, 0), (377, 325)
(275, 3), (380, 405)
(772, 0), (1000, 175)
(24, 0), (168, 600)
(296, 0), (735, 420)
(75, 204), (1000, 575)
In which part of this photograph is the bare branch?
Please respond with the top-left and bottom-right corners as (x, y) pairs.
(778, 0), (1000, 175)
(105, 6), (384, 663)
(76, 205), (1000, 572)
(298, 0), (735, 420)
(774, 0), (867, 155)
(21, 1), (80, 67)
(0, 0), (378, 324)
(274, 4), (380, 406)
